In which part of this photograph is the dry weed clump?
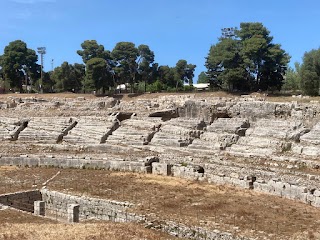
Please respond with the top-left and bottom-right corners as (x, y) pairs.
(0, 222), (176, 240)
(0, 209), (176, 240)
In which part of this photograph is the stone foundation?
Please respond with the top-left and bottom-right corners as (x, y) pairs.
(0, 190), (42, 212)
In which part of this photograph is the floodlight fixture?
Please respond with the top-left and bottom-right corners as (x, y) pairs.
(37, 47), (46, 93)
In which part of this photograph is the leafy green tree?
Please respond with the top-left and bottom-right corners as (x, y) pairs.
(73, 63), (86, 92)
(206, 22), (290, 92)
(300, 48), (320, 96)
(157, 65), (175, 88)
(41, 71), (55, 93)
(137, 44), (155, 92)
(1, 40), (40, 92)
(111, 42), (139, 92)
(77, 40), (111, 64)
(0, 59), (9, 92)
(85, 58), (113, 94)
(282, 62), (301, 91)
(205, 38), (246, 90)
(0, 57), (3, 87)
(51, 62), (84, 92)
(150, 63), (159, 83)
(174, 59), (196, 89)
(197, 71), (208, 83)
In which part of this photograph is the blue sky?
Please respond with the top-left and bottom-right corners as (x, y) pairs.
(1, 0), (320, 82)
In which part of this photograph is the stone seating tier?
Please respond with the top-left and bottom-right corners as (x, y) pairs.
(63, 118), (117, 144)
(0, 118), (20, 140)
(150, 119), (205, 147)
(105, 118), (161, 146)
(300, 122), (320, 145)
(187, 118), (249, 151)
(18, 117), (76, 143)
(206, 118), (249, 134)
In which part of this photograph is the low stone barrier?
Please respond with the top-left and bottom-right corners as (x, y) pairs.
(0, 190), (41, 212)
(0, 188), (252, 239)
(41, 189), (251, 239)
(1, 156), (319, 209)
(0, 156), (151, 173)
(170, 164), (320, 207)
(253, 179), (320, 207)
(40, 189), (143, 222)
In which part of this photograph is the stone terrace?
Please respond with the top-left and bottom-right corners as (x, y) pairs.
(150, 118), (205, 147)
(63, 116), (118, 144)
(18, 117), (77, 143)
(189, 118), (249, 153)
(227, 118), (305, 157)
(2, 93), (320, 239)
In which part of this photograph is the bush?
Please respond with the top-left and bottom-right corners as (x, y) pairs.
(166, 86), (177, 92)
(147, 80), (164, 92)
(136, 82), (146, 93)
(183, 85), (194, 92)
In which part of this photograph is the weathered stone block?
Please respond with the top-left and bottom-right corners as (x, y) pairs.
(314, 190), (320, 197)
(34, 201), (45, 216)
(68, 204), (80, 223)
(152, 162), (172, 176)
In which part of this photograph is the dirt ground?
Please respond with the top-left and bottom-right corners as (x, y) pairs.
(1, 166), (320, 239)
(1, 91), (319, 103)
(0, 210), (177, 240)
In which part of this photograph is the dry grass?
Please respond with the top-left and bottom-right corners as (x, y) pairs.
(0, 92), (97, 101)
(0, 166), (19, 172)
(0, 167), (58, 194)
(1, 167), (319, 239)
(0, 210), (177, 240)
(2, 91), (320, 103)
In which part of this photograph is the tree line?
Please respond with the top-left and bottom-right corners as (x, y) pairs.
(1, 22), (320, 95)
(200, 22), (320, 96)
(0, 40), (196, 94)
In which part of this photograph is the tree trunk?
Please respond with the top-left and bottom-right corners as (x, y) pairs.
(144, 79), (147, 93)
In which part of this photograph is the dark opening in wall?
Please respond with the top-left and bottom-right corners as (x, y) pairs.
(193, 165), (204, 174)
(0, 190), (42, 213)
(148, 109), (179, 121)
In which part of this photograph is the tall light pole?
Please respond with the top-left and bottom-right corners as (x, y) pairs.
(37, 47), (46, 93)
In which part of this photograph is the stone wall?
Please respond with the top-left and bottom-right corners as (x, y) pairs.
(40, 189), (143, 222)
(0, 186), (254, 240)
(177, 98), (320, 123)
(253, 179), (320, 207)
(1, 156), (320, 209)
(1, 155), (320, 211)
(0, 156), (151, 173)
(0, 190), (41, 212)
(170, 164), (320, 207)
(41, 189), (251, 240)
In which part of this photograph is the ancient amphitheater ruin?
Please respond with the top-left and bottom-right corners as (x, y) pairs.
(1, 92), (320, 239)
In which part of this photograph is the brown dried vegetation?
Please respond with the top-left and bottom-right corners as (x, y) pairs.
(1, 167), (320, 239)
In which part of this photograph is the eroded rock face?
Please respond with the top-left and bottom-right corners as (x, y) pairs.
(177, 98), (320, 124)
